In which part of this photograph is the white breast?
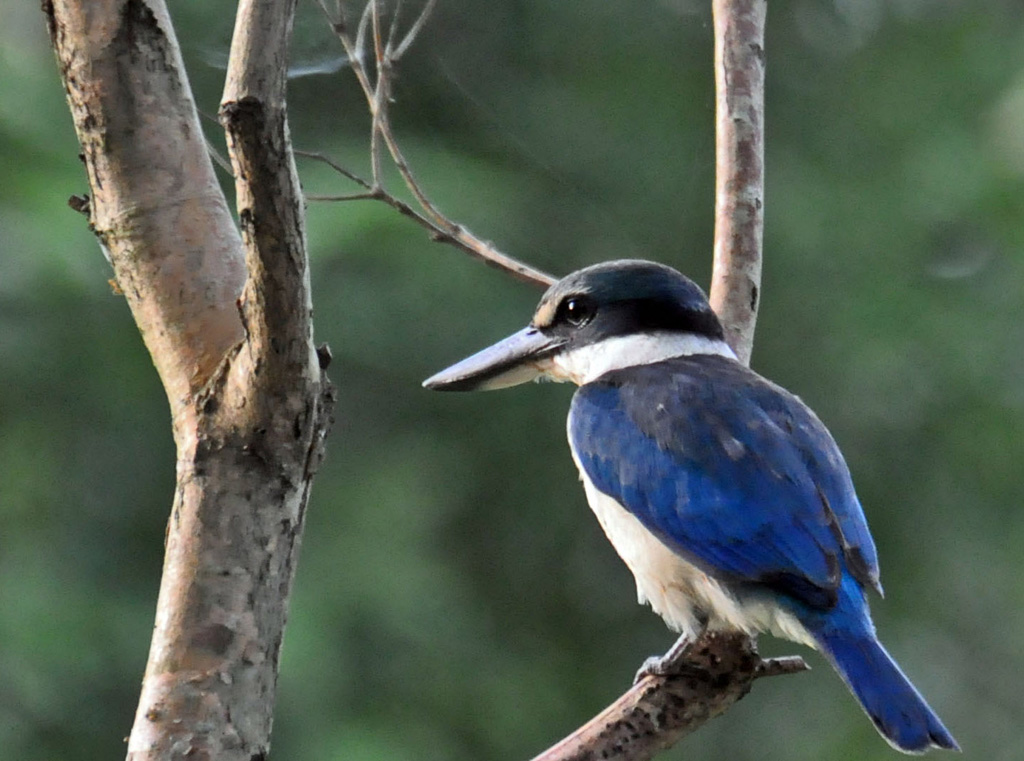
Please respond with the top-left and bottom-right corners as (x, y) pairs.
(572, 453), (816, 648)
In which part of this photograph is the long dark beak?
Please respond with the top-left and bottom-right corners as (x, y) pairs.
(423, 327), (566, 392)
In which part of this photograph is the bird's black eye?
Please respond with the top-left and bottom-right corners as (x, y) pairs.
(559, 296), (594, 328)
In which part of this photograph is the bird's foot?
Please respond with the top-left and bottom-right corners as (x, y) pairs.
(633, 633), (694, 684)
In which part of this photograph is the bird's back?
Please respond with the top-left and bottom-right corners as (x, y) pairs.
(568, 354), (881, 613)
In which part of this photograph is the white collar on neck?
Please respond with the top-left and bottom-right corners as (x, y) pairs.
(541, 333), (736, 385)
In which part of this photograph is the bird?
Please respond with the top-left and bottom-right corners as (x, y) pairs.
(423, 259), (959, 754)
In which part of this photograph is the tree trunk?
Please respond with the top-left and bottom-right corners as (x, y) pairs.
(43, 1), (333, 758)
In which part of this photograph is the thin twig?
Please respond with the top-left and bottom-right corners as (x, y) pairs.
(359, 3), (448, 223)
(316, 0), (373, 98)
(757, 656), (810, 678)
(295, 149), (372, 188)
(369, 0), (387, 186)
(204, 135), (235, 177)
(385, 0), (403, 55)
(298, 149), (555, 287)
(355, 0), (374, 79)
(306, 192), (380, 201)
(313, 0), (554, 288)
(394, 0), (436, 59)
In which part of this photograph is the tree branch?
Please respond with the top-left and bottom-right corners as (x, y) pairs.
(221, 0), (314, 360)
(298, 149), (555, 287)
(708, 0), (767, 366)
(312, 0), (555, 289)
(43, 0), (247, 438)
(46, 1), (333, 759)
(530, 634), (807, 761)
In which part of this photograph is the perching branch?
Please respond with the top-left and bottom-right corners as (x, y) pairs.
(309, 0), (555, 288)
(45, 0), (333, 759)
(529, 634), (807, 761)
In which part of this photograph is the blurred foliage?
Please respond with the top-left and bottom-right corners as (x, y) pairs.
(1, 0), (1023, 759)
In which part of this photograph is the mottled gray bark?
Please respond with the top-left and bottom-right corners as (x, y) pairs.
(43, 1), (333, 759)
(529, 634), (805, 761)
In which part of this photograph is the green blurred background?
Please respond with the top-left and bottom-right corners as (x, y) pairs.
(2, 0), (1023, 759)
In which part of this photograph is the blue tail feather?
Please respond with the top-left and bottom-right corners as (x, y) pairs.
(813, 627), (960, 754)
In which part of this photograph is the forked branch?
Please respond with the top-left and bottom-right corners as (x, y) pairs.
(309, 0), (554, 288)
(300, 150), (554, 286)
(47, 0), (334, 759)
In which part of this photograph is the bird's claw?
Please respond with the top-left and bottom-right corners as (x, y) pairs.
(633, 633), (694, 683)
(634, 653), (676, 683)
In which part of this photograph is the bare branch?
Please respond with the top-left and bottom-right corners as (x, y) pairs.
(296, 148), (374, 188)
(44, 0), (246, 430)
(369, 1), (388, 187)
(393, 0), (436, 60)
(529, 633), (807, 761)
(204, 134), (236, 177)
(708, 0), (767, 366)
(385, 0), (403, 56)
(315, 0), (554, 288)
(299, 149), (556, 287)
(221, 0), (318, 356)
(354, 0), (374, 78)
(307, 192), (380, 201)
(316, 0), (374, 97)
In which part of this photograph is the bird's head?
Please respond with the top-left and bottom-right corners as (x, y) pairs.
(423, 259), (733, 391)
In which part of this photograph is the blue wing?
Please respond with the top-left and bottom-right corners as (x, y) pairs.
(569, 354), (880, 611)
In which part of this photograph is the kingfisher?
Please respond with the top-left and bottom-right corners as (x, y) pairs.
(424, 259), (959, 754)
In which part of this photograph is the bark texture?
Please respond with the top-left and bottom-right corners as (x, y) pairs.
(43, 0), (247, 427)
(529, 634), (805, 761)
(709, 0), (767, 366)
(44, 1), (332, 759)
